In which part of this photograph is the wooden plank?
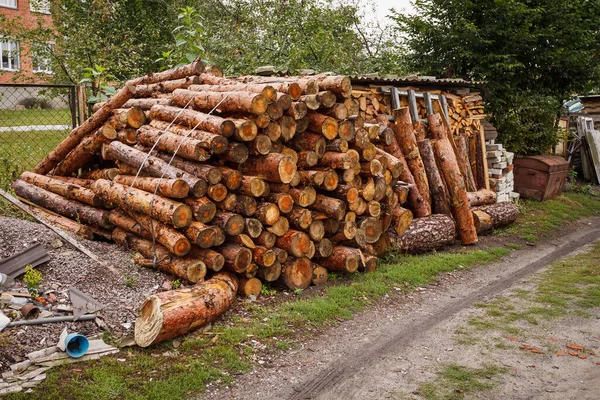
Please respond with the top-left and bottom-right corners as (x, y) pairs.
(479, 124), (490, 190)
(584, 127), (600, 183)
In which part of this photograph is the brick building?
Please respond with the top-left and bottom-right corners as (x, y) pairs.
(0, 0), (53, 83)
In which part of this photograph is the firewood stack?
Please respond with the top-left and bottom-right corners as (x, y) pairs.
(11, 59), (417, 300)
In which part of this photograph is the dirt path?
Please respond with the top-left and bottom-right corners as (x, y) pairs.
(203, 216), (600, 400)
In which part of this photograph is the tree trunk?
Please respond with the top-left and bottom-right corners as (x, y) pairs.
(91, 179), (192, 228)
(391, 214), (456, 254)
(212, 211), (245, 236)
(255, 231), (277, 248)
(34, 83), (136, 175)
(217, 244), (253, 273)
(128, 58), (204, 86)
(184, 221), (217, 249)
(134, 272), (237, 348)
(276, 229), (311, 257)
(237, 277), (262, 298)
(316, 75), (352, 98)
(287, 207), (312, 230)
(133, 76), (199, 98)
(257, 262), (282, 282)
(207, 183), (228, 202)
(428, 114), (478, 245)
(311, 266), (328, 285)
(472, 202), (518, 232)
(149, 120), (229, 154)
(278, 257), (313, 290)
(29, 206), (94, 240)
(417, 139), (451, 215)
(184, 197), (216, 224)
(188, 83), (277, 101)
(53, 125), (117, 176)
(20, 171), (108, 208)
(310, 194), (346, 221)
(187, 247), (225, 272)
(253, 246), (277, 268)
(129, 211), (192, 256)
(13, 180), (111, 229)
(265, 192), (294, 214)
(308, 112), (339, 140)
(241, 153), (297, 184)
(391, 206), (414, 235)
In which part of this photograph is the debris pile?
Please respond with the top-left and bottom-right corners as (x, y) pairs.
(5, 59), (518, 345)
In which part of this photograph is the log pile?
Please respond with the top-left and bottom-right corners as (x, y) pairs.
(11, 60), (519, 345)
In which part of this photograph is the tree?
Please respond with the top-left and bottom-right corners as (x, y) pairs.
(393, 0), (600, 155)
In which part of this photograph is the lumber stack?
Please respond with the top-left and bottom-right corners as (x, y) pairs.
(13, 61), (416, 299)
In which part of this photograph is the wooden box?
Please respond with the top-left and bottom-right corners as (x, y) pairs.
(513, 155), (569, 201)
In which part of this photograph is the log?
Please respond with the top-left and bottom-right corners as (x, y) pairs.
(241, 153), (297, 184)
(20, 172), (108, 208)
(287, 101), (308, 119)
(473, 202), (518, 232)
(321, 150), (359, 170)
(291, 133), (327, 158)
(207, 183), (228, 202)
(257, 262), (282, 282)
(308, 112), (339, 139)
(317, 246), (359, 273)
(467, 189), (498, 207)
(454, 135), (477, 192)
(149, 119), (229, 154)
(133, 76), (199, 98)
(134, 272), (237, 347)
(184, 221), (217, 249)
(358, 216), (382, 244)
(102, 142), (206, 197)
(172, 89), (268, 115)
(255, 202), (281, 226)
(188, 82), (276, 101)
(184, 197), (216, 223)
(310, 194), (346, 221)
(275, 229), (311, 257)
(253, 246), (277, 268)
(34, 83), (136, 174)
(244, 218), (263, 238)
(429, 114), (478, 245)
(149, 105), (235, 137)
(218, 167), (243, 190)
(417, 139), (451, 215)
(255, 231), (277, 248)
(130, 211), (192, 256)
(316, 75), (352, 98)
(278, 116), (297, 140)
(288, 207), (313, 230)
(53, 125), (117, 176)
(91, 179), (192, 228)
(316, 238), (334, 257)
(392, 108), (431, 212)
(29, 206), (94, 240)
(263, 121), (282, 142)
(311, 266), (328, 285)
(265, 192), (294, 214)
(390, 206), (414, 235)
(218, 244), (253, 273)
(128, 58), (204, 86)
(250, 135), (272, 156)
(212, 211), (245, 236)
(188, 247), (225, 272)
(80, 168), (119, 181)
(238, 277), (262, 298)
(221, 142), (249, 164)
(113, 175), (189, 199)
(391, 214), (456, 254)
(279, 257), (312, 290)
(13, 180), (111, 229)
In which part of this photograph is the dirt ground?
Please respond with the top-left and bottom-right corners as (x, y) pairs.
(202, 216), (600, 400)
(0, 216), (165, 370)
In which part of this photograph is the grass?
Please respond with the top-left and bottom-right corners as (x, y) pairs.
(0, 109), (72, 127)
(419, 363), (508, 400)
(3, 190), (600, 399)
(0, 129), (68, 189)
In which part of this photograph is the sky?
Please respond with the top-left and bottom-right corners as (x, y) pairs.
(373, 0), (415, 21)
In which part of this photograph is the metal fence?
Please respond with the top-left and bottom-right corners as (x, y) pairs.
(0, 84), (77, 189)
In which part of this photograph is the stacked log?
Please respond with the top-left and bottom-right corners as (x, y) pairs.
(17, 61), (413, 299)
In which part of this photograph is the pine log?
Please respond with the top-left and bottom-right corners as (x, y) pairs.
(291, 133), (327, 158)
(241, 153), (296, 184)
(276, 229), (311, 258)
(149, 105), (235, 137)
(428, 114), (478, 245)
(253, 246), (277, 268)
(188, 247), (225, 272)
(316, 238), (334, 257)
(212, 211), (245, 235)
(130, 211), (192, 256)
(391, 214), (456, 253)
(149, 120), (228, 154)
(454, 135), (477, 192)
(134, 271), (237, 348)
(278, 116), (297, 141)
(316, 75), (352, 98)
(417, 139), (451, 215)
(263, 121), (282, 142)
(20, 171), (108, 208)
(257, 262), (282, 282)
(255, 202), (281, 226)
(113, 175), (189, 199)
(317, 246), (359, 273)
(184, 197), (216, 223)
(390, 206), (414, 235)
(133, 76), (199, 98)
(53, 125), (117, 176)
(207, 183), (228, 202)
(287, 101), (308, 119)
(90, 179), (192, 228)
(467, 189), (498, 207)
(218, 244), (253, 273)
(13, 180), (112, 229)
(244, 217), (263, 238)
(308, 112), (339, 140)
(128, 58), (204, 86)
(237, 277), (262, 298)
(80, 168), (119, 181)
(29, 206), (94, 240)
(255, 231), (277, 248)
(264, 192), (294, 214)
(172, 89), (268, 115)
(393, 108), (431, 211)
(189, 83), (276, 101)
(184, 221), (217, 249)
(102, 141), (206, 197)
(288, 207), (313, 230)
(34, 83), (136, 175)
(473, 202), (518, 231)
(279, 257), (313, 290)
(311, 266), (328, 285)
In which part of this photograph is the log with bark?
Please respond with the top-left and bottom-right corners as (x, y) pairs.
(390, 214), (457, 254)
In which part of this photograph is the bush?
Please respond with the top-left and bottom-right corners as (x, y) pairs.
(489, 93), (560, 156)
(18, 96), (52, 110)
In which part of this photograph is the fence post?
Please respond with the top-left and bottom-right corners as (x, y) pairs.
(69, 85), (78, 129)
(76, 85), (87, 125)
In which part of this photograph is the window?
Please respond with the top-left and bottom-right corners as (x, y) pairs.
(0, 0), (17, 9)
(0, 40), (20, 71)
(30, 0), (50, 14)
(32, 44), (54, 74)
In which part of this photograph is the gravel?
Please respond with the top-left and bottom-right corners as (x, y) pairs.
(0, 216), (167, 371)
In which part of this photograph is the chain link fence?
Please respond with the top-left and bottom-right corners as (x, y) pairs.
(0, 84), (77, 189)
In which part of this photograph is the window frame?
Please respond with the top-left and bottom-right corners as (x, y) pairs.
(0, 40), (21, 72)
(29, 0), (51, 14)
(31, 43), (54, 74)
(0, 0), (17, 10)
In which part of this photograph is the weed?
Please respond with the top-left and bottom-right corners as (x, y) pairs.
(260, 283), (277, 297)
(505, 243), (522, 250)
(124, 275), (137, 288)
(419, 363), (507, 399)
(293, 288), (303, 295)
(172, 279), (181, 289)
(23, 265), (43, 297)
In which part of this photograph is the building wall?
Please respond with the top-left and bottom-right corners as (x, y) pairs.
(0, 0), (53, 84)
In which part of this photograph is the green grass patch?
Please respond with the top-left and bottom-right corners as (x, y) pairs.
(0, 129), (68, 189)
(0, 109), (72, 127)
(419, 363), (508, 399)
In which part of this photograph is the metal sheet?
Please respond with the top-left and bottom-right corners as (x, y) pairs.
(0, 243), (49, 279)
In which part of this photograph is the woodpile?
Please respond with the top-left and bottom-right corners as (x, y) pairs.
(11, 59), (519, 346)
